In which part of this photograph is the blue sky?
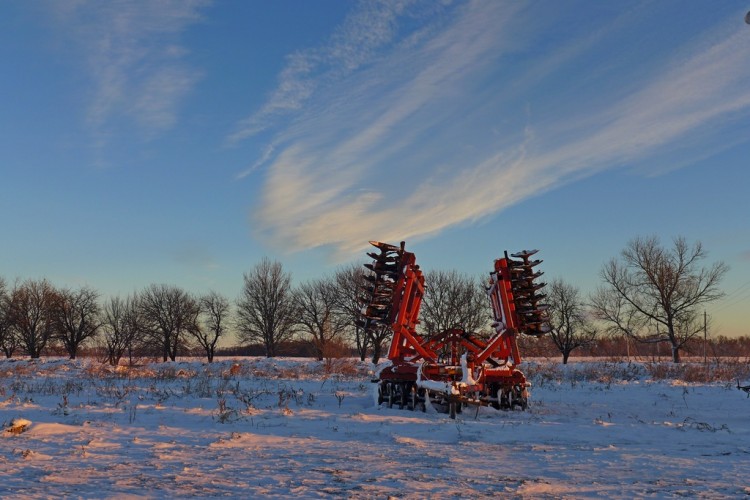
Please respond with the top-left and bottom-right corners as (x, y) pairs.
(1, 1), (749, 338)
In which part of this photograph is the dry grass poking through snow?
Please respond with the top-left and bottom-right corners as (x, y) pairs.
(525, 358), (750, 387)
(0, 357), (749, 498)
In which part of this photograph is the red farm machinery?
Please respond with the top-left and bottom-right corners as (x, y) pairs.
(358, 241), (551, 418)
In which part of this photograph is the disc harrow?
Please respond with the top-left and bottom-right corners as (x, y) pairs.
(360, 241), (551, 418)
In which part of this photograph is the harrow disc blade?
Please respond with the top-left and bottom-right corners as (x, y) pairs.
(516, 293), (547, 302)
(510, 270), (544, 282)
(369, 241), (400, 252)
(514, 259), (542, 268)
(364, 265), (399, 278)
(363, 311), (389, 321)
(359, 293), (391, 303)
(510, 249), (539, 259)
(534, 303), (550, 311)
(525, 323), (552, 335)
(367, 252), (399, 263)
(365, 274), (396, 284)
(512, 281), (546, 291)
(362, 291), (395, 301)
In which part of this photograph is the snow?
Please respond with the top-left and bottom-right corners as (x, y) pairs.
(416, 362), (458, 395)
(460, 353), (477, 386)
(0, 357), (748, 498)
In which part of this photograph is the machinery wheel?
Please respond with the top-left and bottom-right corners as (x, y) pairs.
(499, 388), (510, 410)
(510, 384), (527, 410)
(516, 385), (528, 411)
(489, 385), (500, 410)
(449, 401), (457, 419)
(419, 389), (427, 412)
(399, 383), (408, 409)
(386, 382), (394, 409)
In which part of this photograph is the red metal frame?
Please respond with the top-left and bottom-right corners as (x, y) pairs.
(386, 250), (432, 362)
(361, 241), (548, 414)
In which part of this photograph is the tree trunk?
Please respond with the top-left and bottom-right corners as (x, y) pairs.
(371, 342), (382, 364)
(66, 340), (78, 360)
(562, 351), (570, 364)
(356, 330), (368, 362)
(671, 344), (681, 363)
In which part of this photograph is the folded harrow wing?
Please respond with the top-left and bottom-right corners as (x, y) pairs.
(359, 241), (551, 418)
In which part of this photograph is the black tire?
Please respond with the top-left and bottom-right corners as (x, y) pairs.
(489, 385), (501, 410)
(500, 388), (510, 410)
(418, 389), (426, 412)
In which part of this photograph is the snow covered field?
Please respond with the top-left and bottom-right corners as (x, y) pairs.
(1, 357), (748, 498)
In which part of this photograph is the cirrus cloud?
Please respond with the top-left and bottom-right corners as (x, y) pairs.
(233, 1), (750, 259)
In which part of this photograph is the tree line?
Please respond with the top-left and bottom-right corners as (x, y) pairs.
(0, 279), (229, 364)
(0, 258), (393, 365)
(518, 333), (750, 361)
(0, 235), (730, 364)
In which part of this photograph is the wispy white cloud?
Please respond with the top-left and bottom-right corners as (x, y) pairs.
(226, 0), (413, 144)
(236, 142), (277, 180)
(236, 1), (750, 259)
(54, 0), (209, 138)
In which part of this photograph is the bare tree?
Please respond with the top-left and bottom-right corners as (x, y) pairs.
(590, 284), (649, 361)
(7, 279), (57, 358)
(420, 270), (489, 335)
(236, 258), (297, 357)
(139, 284), (200, 362)
(191, 291), (230, 363)
(592, 236), (728, 363)
(100, 295), (144, 366)
(0, 277), (18, 358)
(547, 278), (597, 364)
(52, 286), (101, 359)
(333, 264), (370, 361)
(365, 324), (393, 365)
(333, 263), (397, 364)
(295, 277), (349, 361)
